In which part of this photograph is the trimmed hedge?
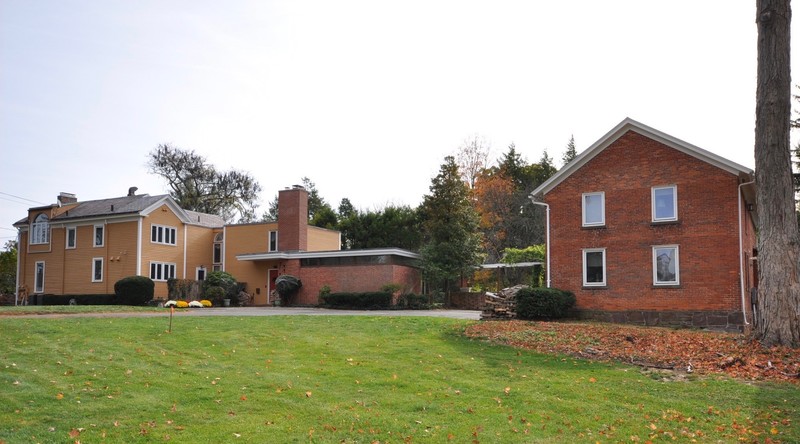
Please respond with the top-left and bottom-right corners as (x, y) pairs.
(321, 292), (392, 309)
(114, 275), (155, 305)
(515, 287), (576, 320)
(397, 293), (429, 309)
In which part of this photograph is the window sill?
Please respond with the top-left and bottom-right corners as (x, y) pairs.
(581, 225), (606, 230)
(650, 219), (680, 226)
(582, 285), (608, 290)
(652, 284), (681, 289)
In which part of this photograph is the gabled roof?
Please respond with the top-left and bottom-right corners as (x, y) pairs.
(531, 118), (755, 198)
(14, 194), (225, 228)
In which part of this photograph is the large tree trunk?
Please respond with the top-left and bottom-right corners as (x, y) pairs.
(754, 0), (800, 347)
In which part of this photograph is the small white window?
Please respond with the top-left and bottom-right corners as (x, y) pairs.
(652, 186), (677, 222)
(582, 248), (606, 286)
(653, 245), (680, 285)
(196, 267), (206, 281)
(92, 258), (103, 282)
(31, 214), (50, 245)
(150, 224), (177, 246)
(582, 192), (605, 227)
(269, 231), (278, 252)
(34, 261), (45, 293)
(94, 225), (104, 247)
(149, 261), (176, 281)
(66, 227), (76, 249)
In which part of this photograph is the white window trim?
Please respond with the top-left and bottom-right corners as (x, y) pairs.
(653, 245), (680, 286)
(149, 261), (176, 282)
(31, 214), (50, 245)
(213, 243), (222, 264)
(582, 192), (605, 227)
(268, 230), (278, 252)
(92, 257), (104, 283)
(196, 266), (207, 281)
(66, 227), (77, 249)
(151, 224), (178, 246)
(94, 224), (105, 247)
(651, 185), (678, 222)
(582, 248), (607, 287)
(34, 261), (45, 293)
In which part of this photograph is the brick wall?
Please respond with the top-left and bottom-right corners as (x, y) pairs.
(545, 130), (751, 318)
(282, 260), (422, 306)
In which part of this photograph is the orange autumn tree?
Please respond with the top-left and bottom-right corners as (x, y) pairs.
(472, 171), (517, 263)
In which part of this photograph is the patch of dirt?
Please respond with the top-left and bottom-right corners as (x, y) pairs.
(464, 320), (800, 384)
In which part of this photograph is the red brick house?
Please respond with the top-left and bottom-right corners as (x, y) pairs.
(530, 118), (757, 331)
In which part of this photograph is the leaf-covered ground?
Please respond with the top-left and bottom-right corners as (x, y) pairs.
(464, 320), (800, 384)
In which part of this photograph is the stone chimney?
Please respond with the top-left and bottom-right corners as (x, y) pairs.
(57, 192), (77, 205)
(277, 185), (308, 251)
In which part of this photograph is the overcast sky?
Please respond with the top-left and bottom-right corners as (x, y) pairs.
(1, 1), (797, 243)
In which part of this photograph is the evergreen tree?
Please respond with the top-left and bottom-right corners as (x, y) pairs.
(561, 135), (577, 166)
(419, 156), (483, 299)
(0, 241), (17, 296)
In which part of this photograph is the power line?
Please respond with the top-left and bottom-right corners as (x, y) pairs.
(0, 191), (47, 205)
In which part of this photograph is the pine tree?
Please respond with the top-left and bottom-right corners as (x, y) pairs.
(561, 135), (577, 166)
(419, 156), (483, 300)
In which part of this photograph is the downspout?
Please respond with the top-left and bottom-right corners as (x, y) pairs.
(14, 230), (20, 306)
(738, 180), (755, 326)
(136, 218), (142, 276)
(529, 197), (551, 288)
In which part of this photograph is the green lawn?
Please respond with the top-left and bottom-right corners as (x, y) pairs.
(0, 314), (797, 443)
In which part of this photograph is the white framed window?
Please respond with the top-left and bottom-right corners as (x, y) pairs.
(652, 185), (678, 222)
(151, 224), (177, 245)
(212, 265), (222, 272)
(94, 225), (104, 247)
(196, 267), (206, 281)
(653, 245), (680, 285)
(269, 231), (278, 252)
(92, 257), (103, 282)
(582, 192), (605, 227)
(583, 248), (606, 286)
(34, 261), (45, 293)
(149, 261), (176, 281)
(213, 243), (222, 264)
(66, 227), (77, 249)
(31, 214), (50, 245)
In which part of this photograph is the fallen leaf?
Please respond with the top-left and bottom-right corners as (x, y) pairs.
(305, 391), (312, 398)
(56, 393), (64, 400)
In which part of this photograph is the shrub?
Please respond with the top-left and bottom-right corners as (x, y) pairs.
(515, 287), (576, 320)
(202, 271), (238, 302)
(167, 278), (199, 300)
(205, 286), (226, 306)
(200, 299), (212, 307)
(321, 292), (392, 309)
(114, 276), (155, 305)
(176, 300), (189, 308)
(380, 283), (403, 294)
(397, 293), (428, 309)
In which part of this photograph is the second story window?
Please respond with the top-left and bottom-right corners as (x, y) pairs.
(94, 225), (104, 247)
(652, 185), (678, 222)
(269, 231), (278, 252)
(151, 224), (177, 245)
(582, 192), (605, 227)
(66, 227), (76, 249)
(31, 214), (50, 245)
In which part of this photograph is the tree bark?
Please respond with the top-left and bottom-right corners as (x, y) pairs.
(754, 0), (800, 347)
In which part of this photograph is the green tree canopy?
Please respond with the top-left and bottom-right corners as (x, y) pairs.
(0, 240), (17, 295)
(338, 204), (422, 251)
(419, 156), (483, 296)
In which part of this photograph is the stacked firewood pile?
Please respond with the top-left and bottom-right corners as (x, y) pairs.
(481, 285), (528, 320)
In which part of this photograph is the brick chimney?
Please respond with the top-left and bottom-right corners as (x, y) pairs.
(57, 192), (77, 205)
(277, 185), (308, 251)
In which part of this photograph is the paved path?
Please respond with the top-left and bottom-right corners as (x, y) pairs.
(5, 307), (483, 320)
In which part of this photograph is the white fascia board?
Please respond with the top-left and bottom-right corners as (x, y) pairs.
(531, 117), (754, 198)
(237, 248), (420, 262)
(50, 215), (141, 228)
(140, 196), (192, 223)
